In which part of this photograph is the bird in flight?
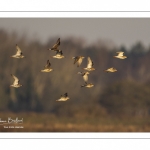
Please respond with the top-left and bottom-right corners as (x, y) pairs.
(51, 50), (64, 59)
(11, 44), (25, 58)
(114, 51), (127, 59)
(78, 72), (89, 82)
(56, 93), (70, 101)
(48, 38), (60, 51)
(81, 82), (94, 88)
(41, 60), (53, 72)
(72, 56), (85, 67)
(10, 74), (22, 88)
(104, 67), (117, 73)
(84, 57), (95, 71)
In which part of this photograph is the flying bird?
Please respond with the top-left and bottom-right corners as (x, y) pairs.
(104, 67), (117, 73)
(72, 56), (84, 67)
(11, 44), (25, 58)
(81, 82), (94, 88)
(84, 57), (95, 71)
(56, 93), (69, 101)
(41, 60), (53, 72)
(78, 72), (89, 82)
(48, 38), (60, 51)
(10, 74), (22, 88)
(51, 50), (64, 59)
(114, 51), (127, 59)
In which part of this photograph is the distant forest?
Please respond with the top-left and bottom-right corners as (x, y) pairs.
(0, 29), (150, 117)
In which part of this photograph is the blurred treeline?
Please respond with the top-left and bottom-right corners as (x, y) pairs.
(0, 29), (150, 118)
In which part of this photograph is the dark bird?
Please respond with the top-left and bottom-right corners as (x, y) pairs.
(48, 38), (60, 51)
(41, 60), (53, 72)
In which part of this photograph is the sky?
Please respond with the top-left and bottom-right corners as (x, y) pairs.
(0, 18), (150, 49)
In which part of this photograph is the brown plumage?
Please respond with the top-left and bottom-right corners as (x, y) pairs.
(72, 56), (84, 67)
(41, 60), (53, 72)
(78, 72), (89, 82)
(48, 38), (60, 51)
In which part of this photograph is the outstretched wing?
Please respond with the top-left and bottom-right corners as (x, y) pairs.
(87, 57), (93, 68)
(11, 74), (19, 85)
(77, 57), (83, 67)
(83, 73), (88, 82)
(45, 60), (51, 69)
(16, 44), (22, 56)
(51, 38), (60, 50)
(56, 50), (63, 56)
(64, 93), (68, 97)
(117, 51), (124, 57)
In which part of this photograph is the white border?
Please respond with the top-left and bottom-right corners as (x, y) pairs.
(1, 138), (149, 150)
(0, 0), (149, 12)
(0, 5), (150, 141)
(0, 12), (150, 18)
(0, 133), (150, 138)
(0, 1), (150, 150)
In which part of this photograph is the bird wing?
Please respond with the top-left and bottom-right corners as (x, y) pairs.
(87, 57), (92, 68)
(77, 57), (83, 67)
(60, 50), (63, 55)
(11, 74), (19, 85)
(45, 60), (51, 69)
(16, 44), (22, 56)
(52, 38), (60, 49)
(83, 73), (88, 82)
(56, 50), (63, 56)
(64, 93), (68, 97)
(117, 52), (124, 57)
(73, 56), (79, 64)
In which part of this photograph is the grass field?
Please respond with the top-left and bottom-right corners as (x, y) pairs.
(0, 112), (150, 132)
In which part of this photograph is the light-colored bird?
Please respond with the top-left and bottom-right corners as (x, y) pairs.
(78, 72), (89, 82)
(56, 93), (69, 101)
(11, 44), (25, 58)
(52, 50), (64, 59)
(10, 74), (22, 88)
(105, 67), (117, 73)
(84, 57), (95, 71)
(48, 38), (60, 51)
(41, 60), (53, 72)
(114, 51), (127, 59)
(72, 56), (85, 67)
(81, 82), (94, 88)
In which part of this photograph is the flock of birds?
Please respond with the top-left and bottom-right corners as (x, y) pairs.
(10, 38), (127, 101)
